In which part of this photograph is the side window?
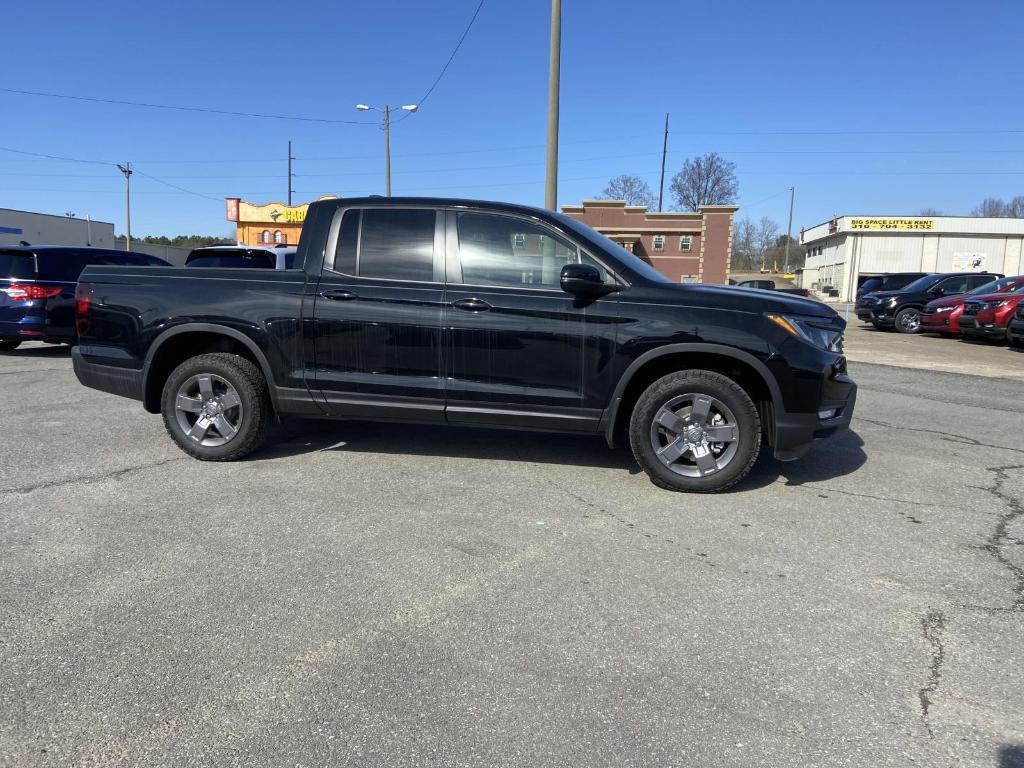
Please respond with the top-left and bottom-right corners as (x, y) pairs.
(37, 251), (88, 281)
(456, 212), (578, 288)
(333, 210), (360, 274)
(358, 209), (435, 281)
(969, 274), (993, 290)
(938, 276), (969, 294)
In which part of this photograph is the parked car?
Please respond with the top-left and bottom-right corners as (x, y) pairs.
(71, 197), (856, 493)
(855, 272), (929, 302)
(960, 284), (1024, 342)
(920, 275), (1024, 335)
(734, 278), (811, 297)
(1006, 303), (1024, 349)
(0, 245), (168, 351)
(185, 245), (297, 270)
(863, 271), (1002, 333)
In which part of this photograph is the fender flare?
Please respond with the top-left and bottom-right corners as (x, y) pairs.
(602, 343), (784, 447)
(142, 322), (279, 412)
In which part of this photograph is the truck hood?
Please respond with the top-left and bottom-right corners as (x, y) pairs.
(650, 282), (838, 320)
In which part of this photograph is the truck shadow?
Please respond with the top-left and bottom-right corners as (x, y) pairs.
(258, 419), (866, 491)
(1, 344), (71, 358)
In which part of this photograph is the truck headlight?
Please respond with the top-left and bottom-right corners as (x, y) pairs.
(766, 314), (844, 352)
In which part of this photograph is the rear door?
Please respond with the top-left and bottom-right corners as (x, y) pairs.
(312, 206), (446, 421)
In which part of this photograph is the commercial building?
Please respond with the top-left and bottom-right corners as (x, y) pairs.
(0, 208), (115, 248)
(800, 215), (1024, 301)
(225, 196), (338, 246)
(560, 200), (737, 284)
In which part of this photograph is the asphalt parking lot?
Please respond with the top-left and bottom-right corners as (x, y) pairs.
(1, 337), (1022, 767)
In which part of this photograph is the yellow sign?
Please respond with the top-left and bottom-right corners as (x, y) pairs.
(237, 200), (309, 224)
(850, 218), (934, 231)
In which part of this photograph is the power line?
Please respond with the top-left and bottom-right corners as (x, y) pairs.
(0, 87), (378, 125)
(393, 0), (486, 123)
(0, 144), (112, 166)
(132, 168), (225, 201)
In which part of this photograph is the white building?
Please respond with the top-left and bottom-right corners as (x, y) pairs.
(799, 215), (1024, 301)
(0, 208), (115, 248)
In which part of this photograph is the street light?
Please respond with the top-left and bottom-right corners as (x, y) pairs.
(355, 103), (418, 196)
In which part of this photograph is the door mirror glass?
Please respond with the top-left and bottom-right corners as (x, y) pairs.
(560, 263), (612, 296)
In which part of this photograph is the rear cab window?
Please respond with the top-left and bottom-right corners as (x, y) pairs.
(0, 251), (37, 280)
(330, 208), (438, 282)
(185, 249), (275, 269)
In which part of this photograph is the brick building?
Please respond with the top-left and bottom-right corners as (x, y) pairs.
(560, 200), (737, 284)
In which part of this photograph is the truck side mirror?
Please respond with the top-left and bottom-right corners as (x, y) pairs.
(560, 263), (617, 297)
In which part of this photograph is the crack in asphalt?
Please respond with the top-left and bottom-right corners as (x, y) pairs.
(979, 464), (1024, 612)
(793, 483), (947, 519)
(0, 457), (187, 498)
(918, 608), (946, 739)
(857, 417), (1024, 456)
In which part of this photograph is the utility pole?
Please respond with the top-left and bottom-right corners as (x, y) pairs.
(287, 140), (294, 206)
(383, 106), (392, 197)
(544, 0), (561, 210)
(658, 112), (670, 212)
(86, 215), (92, 246)
(116, 162), (132, 250)
(783, 186), (795, 273)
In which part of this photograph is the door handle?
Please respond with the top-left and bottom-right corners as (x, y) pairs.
(451, 298), (492, 312)
(320, 289), (358, 301)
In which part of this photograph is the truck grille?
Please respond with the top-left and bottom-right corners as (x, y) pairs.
(963, 302), (982, 316)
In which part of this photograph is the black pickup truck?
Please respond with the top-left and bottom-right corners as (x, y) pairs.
(73, 197), (856, 493)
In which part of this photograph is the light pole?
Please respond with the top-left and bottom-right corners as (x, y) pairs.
(356, 104), (418, 196)
(783, 186), (795, 273)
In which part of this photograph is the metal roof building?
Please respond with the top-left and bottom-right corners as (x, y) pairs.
(799, 215), (1024, 301)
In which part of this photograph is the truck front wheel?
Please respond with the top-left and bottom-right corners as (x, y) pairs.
(160, 353), (272, 461)
(629, 370), (761, 493)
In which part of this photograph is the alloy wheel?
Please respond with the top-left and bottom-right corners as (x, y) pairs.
(898, 309), (921, 332)
(648, 393), (740, 478)
(173, 373), (243, 447)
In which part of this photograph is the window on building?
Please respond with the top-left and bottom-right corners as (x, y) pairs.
(513, 233), (526, 249)
(653, 235), (665, 252)
(261, 229), (270, 243)
(358, 208), (436, 281)
(273, 230), (284, 244)
(680, 235), (692, 251)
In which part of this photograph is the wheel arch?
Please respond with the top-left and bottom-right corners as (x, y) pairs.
(142, 323), (277, 413)
(603, 344), (783, 448)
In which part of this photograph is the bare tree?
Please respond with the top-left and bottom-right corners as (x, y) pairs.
(1007, 197), (1024, 217)
(972, 198), (1010, 217)
(600, 175), (656, 208)
(669, 152), (739, 211)
(731, 217), (756, 271)
(753, 217), (779, 269)
(918, 208), (943, 216)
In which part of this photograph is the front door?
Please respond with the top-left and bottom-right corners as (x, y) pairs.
(443, 209), (619, 432)
(313, 206), (446, 421)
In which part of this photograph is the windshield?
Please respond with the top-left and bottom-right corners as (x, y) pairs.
(0, 251), (36, 279)
(859, 278), (882, 293)
(552, 212), (670, 283)
(881, 273), (924, 290)
(899, 274), (941, 293)
(969, 276), (1023, 295)
(185, 249), (275, 268)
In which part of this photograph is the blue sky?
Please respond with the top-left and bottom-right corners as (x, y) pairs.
(2, 0), (1023, 237)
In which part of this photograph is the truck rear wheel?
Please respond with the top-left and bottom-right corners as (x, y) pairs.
(629, 370), (761, 493)
(160, 353), (272, 461)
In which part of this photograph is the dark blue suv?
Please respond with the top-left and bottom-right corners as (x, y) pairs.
(0, 245), (167, 350)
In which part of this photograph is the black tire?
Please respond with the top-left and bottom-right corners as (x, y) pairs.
(160, 353), (272, 461)
(628, 370), (761, 493)
(894, 307), (921, 334)
(0, 338), (22, 351)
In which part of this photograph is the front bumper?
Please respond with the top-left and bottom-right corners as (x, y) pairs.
(772, 367), (857, 461)
(869, 309), (897, 326)
(1008, 318), (1024, 343)
(920, 312), (956, 332)
(959, 317), (1005, 340)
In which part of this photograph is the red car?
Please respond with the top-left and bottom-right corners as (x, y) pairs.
(921, 275), (1024, 335)
(960, 283), (1024, 341)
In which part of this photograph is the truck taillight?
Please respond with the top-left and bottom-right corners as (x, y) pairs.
(75, 285), (92, 337)
(2, 284), (63, 300)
